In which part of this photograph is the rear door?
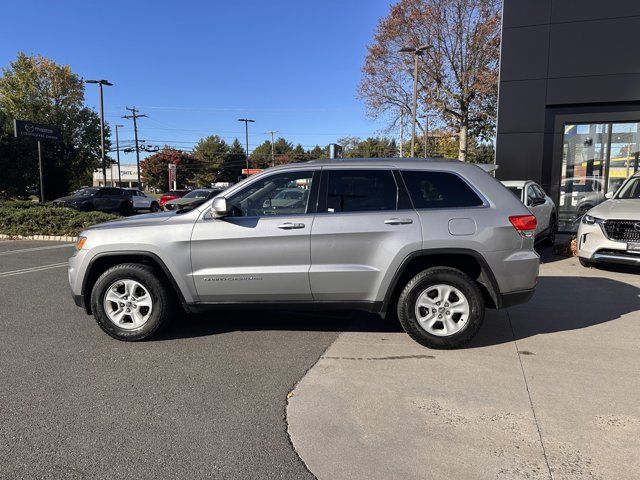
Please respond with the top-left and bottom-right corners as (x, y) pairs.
(309, 168), (422, 302)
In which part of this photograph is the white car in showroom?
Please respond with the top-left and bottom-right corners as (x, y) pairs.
(502, 180), (557, 245)
(578, 172), (640, 267)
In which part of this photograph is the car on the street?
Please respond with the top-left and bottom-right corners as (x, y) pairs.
(125, 189), (160, 213)
(159, 190), (188, 209)
(53, 187), (135, 215)
(577, 172), (640, 267)
(501, 180), (557, 245)
(69, 158), (539, 348)
(163, 188), (224, 211)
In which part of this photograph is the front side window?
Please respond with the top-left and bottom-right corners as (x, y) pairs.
(227, 171), (314, 217)
(401, 170), (484, 209)
(323, 170), (397, 213)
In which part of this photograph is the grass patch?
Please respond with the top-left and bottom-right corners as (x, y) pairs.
(0, 201), (118, 237)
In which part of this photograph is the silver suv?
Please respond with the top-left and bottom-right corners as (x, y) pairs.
(69, 159), (539, 348)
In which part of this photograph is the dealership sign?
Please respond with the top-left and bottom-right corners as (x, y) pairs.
(241, 168), (263, 175)
(14, 120), (62, 143)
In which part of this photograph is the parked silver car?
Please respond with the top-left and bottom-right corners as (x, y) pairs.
(68, 159), (539, 348)
(578, 172), (640, 267)
(501, 180), (557, 245)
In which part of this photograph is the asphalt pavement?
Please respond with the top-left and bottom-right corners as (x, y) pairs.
(0, 240), (350, 479)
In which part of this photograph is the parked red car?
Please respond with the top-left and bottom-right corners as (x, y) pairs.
(159, 190), (188, 209)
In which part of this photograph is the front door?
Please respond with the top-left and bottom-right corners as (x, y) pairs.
(310, 168), (422, 302)
(190, 170), (319, 302)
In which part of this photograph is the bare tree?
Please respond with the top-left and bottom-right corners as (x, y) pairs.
(358, 0), (501, 161)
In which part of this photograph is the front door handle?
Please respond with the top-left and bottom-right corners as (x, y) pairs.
(277, 222), (306, 230)
(384, 218), (413, 225)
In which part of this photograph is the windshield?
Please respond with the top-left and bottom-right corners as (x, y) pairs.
(184, 190), (210, 199)
(615, 177), (640, 199)
(73, 188), (99, 197)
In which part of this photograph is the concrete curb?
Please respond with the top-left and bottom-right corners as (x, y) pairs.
(0, 233), (77, 242)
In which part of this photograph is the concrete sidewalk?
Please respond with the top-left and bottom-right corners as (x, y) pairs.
(287, 256), (640, 479)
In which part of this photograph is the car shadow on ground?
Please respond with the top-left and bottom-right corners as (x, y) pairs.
(157, 275), (640, 348)
(468, 275), (640, 348)
(156, 308), (402, 341)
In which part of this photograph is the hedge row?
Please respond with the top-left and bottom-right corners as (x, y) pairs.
(0, 201), (118, 237)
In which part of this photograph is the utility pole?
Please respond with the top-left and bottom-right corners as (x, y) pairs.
(115, 124), (124, 186)
(123, 107), (147, 187)
(419, 114), (429, 158)
(85, 79), (113, 185)
(238, 118), (255, 170)
(399, 44), (431, 157)
(399, 108), (404, 158)
(266, 130), (278, 167)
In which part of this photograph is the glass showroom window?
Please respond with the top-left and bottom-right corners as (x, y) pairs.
(560, 122), (640, 232)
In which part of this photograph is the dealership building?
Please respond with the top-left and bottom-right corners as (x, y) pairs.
(92, 164), (143, 189)
(496, 0), (640, 231)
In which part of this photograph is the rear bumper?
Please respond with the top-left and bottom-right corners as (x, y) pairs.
(497, 288), (535, 308)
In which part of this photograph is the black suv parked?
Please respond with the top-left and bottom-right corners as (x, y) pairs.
(53, 187), (134, 215)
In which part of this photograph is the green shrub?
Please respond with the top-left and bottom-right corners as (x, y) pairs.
(0, 202), (118, 237)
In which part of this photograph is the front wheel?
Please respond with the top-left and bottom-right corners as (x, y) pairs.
(150, 202), (160, 212)
(90, 263), (173, 341)
(397, 267), (485, 349)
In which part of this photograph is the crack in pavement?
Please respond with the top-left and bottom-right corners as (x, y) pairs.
(321, 354), (435, 361)
(507, 309), (555, 480)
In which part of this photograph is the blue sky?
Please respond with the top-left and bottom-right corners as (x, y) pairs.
(1, 0), (393, 164)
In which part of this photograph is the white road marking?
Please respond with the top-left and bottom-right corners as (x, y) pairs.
(0, 262), (68, 278)
(0, 244), (74, 256)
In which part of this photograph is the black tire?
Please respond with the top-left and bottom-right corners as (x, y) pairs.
(579, 257), (595, 268)
(397, 267), (485, 349)
(90, 263), (173, 341)
(543, 216), (557, 246)
(150, 202), (160, 213)
(119, 201), (134, 216)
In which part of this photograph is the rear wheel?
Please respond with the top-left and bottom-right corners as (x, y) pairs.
(80, 202), (94, 212)
(90, 263), (173, 341)
(150, 201), (160, 212)
(543, 216), (557, 246)
(397, 267), (484, 349)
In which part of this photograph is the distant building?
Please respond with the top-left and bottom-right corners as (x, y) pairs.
(93, 164), (143, 189)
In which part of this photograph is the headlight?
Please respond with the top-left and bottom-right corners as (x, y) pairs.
(75, 236), (87, 251)
(582, 214), (603, 225)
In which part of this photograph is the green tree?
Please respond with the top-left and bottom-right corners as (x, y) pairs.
(308, 145), (326, 159)
(192, 135), (228, 186)
(140, 147), (197, 190)
(338, 136), (398, 158)
(219, 138), (245, 182)
(0, 53), (107, 198)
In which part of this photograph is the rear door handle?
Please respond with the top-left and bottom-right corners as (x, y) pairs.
(277, 222), (306, 230)
(384, 218), (413, 225)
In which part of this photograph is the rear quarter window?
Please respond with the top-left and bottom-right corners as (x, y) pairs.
(400, 170), (484, 209)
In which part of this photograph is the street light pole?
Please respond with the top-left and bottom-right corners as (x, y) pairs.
(419, 114), (429, 158)
(115, 124), (124, 186)
(85, 79), (113, 186)
(238, 119), (255, 170)
(399, 45), (431, 158)
(266, 130), (278, 167)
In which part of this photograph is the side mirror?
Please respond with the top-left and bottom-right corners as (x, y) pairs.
(604, 191), (614, 199)
(211, 197), (228, 218)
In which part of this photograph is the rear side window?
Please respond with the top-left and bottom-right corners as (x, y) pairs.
(400, 170), (484, 209)
(324, 170), (397, 212)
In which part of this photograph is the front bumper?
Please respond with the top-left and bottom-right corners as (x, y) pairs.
(577, 220), (640, 266)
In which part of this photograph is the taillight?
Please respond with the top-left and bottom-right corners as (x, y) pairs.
(509, 215), (537, 236)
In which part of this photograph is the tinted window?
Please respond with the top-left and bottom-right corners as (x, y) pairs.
(227, 171), (314, 217)
(507, 186), (523, 200)
(401, 171), (483, 209)
(526, 185), (537, 205)
(324, 170), (397, 213)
